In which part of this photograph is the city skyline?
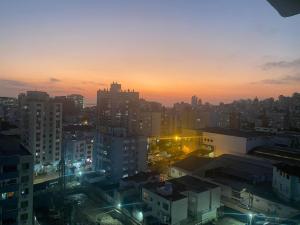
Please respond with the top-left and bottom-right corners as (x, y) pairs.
(1, 0), (300, 105)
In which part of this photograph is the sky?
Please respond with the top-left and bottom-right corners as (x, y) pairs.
(0, 0), (300, 106)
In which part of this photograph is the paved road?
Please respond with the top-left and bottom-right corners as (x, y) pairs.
(217, 217), (246, 225)
(34, 172), (59, 184)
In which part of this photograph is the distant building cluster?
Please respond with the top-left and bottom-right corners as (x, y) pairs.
(0, 83), (300, 225)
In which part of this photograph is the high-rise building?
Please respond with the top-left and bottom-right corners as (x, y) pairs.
(95, 83), (148, 180)
(0, 135), (33, 225)
(191, 95), (198, 108)
(67, 94), (84, 110)
(19, 91), (62, 172)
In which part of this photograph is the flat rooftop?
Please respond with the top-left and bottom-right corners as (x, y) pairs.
(143, 175), (218, 201)
(143, 181), (186, 201)
(209, 175), (300, 210)
(170, 175), (219, 193)
(122, 171), (159, 183)
(250, 146), (300, 165)
(0, 135), (31, 157)
(172, 155), (213, 173)
(200, 127), (267, 138)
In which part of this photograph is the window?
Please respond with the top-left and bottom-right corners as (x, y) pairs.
(3, 165), (17, 173)
(22, 163), (30, 170)
(21, 201), (28, 208)
(20, 213), (28, 221)
(1, 192), (15, 200)
(21, 188), (29, 196)
(21, 176), (29, 183)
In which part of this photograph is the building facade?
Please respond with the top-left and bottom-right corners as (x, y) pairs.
(19, 91), (62, 172)
(273, 163), (300, 203)
(142, 176), (221, 225)
(0, 136), (33, 225)
(95, 83), (148, 180)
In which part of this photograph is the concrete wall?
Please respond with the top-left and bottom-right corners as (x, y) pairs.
(203, 132), (247, 156)
(202, 132), (266, 156)
(142, 188), (188, 225)
(273, 167), (300, 202)
(170, 167), (187, 178)
(171, 198), (188, 225)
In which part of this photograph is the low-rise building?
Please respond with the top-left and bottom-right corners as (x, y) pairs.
(273, 163), (300, 203)
(142, 175), (221, 225)
(200, 128), (269, 156)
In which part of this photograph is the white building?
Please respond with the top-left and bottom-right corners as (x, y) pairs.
(0, 136), (33, 225)
(65, 138), (93, 164)
(201, 128), (268, 156)
(273, 163), (300, 203)
(19, 91), (62, 172)
(96, 129), (148, 180)
(96, 83), (148, 180)
(142, 175), (221, 225)
(186, 154), (300, 218)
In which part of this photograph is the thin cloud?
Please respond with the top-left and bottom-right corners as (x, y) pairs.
(261, 58), (300, 70)
(82, 81), (106, 86)
(254, 73), (300, 85)
(49, 77), (61, 82)
(0, 79), (30, 87)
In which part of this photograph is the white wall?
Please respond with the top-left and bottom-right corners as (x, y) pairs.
(203, 132), (247, 156)
(142, 188), (188, 225)
(170, 167), (187, 178)
(171, 198), (188, 225)
(203, 132), (267, 156)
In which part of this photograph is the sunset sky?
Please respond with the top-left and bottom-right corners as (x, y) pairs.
(0, 0), (299, 106)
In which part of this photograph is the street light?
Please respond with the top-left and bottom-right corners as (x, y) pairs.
(174, 136), (180, 141)
(117, 203), (121, 209)
(248, 213), (253, 225)
(137, 211), (143, 222)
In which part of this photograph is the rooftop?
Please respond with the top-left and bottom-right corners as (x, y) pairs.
(250, 146), (300, 165)
(143, 175), (218, 201)
(143, 181), (186, 201)
(170, 175), (218, 193)
(171, 155), (213, 173)
(122, 171), (159, 183)
(200, 127), (267, 138)
(0, 135), (31, 157)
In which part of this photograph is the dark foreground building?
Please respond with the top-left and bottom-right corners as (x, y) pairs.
(0, 136), (33, 225)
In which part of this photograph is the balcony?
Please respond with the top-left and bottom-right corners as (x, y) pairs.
(0, 172), (19, 181)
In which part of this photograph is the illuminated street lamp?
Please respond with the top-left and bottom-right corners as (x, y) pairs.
(117, 203), (121, 209)
(137, 211), (143, 222)
(248, 213), (253, 225)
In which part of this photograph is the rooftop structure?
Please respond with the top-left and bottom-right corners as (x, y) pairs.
(200, 127), (266, 138)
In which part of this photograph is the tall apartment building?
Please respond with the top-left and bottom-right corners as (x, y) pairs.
(95, 83), (148, 180)
(19, 91), (62, 172)
(67, 94), (84, 110)
(0, 136), (33, 225)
